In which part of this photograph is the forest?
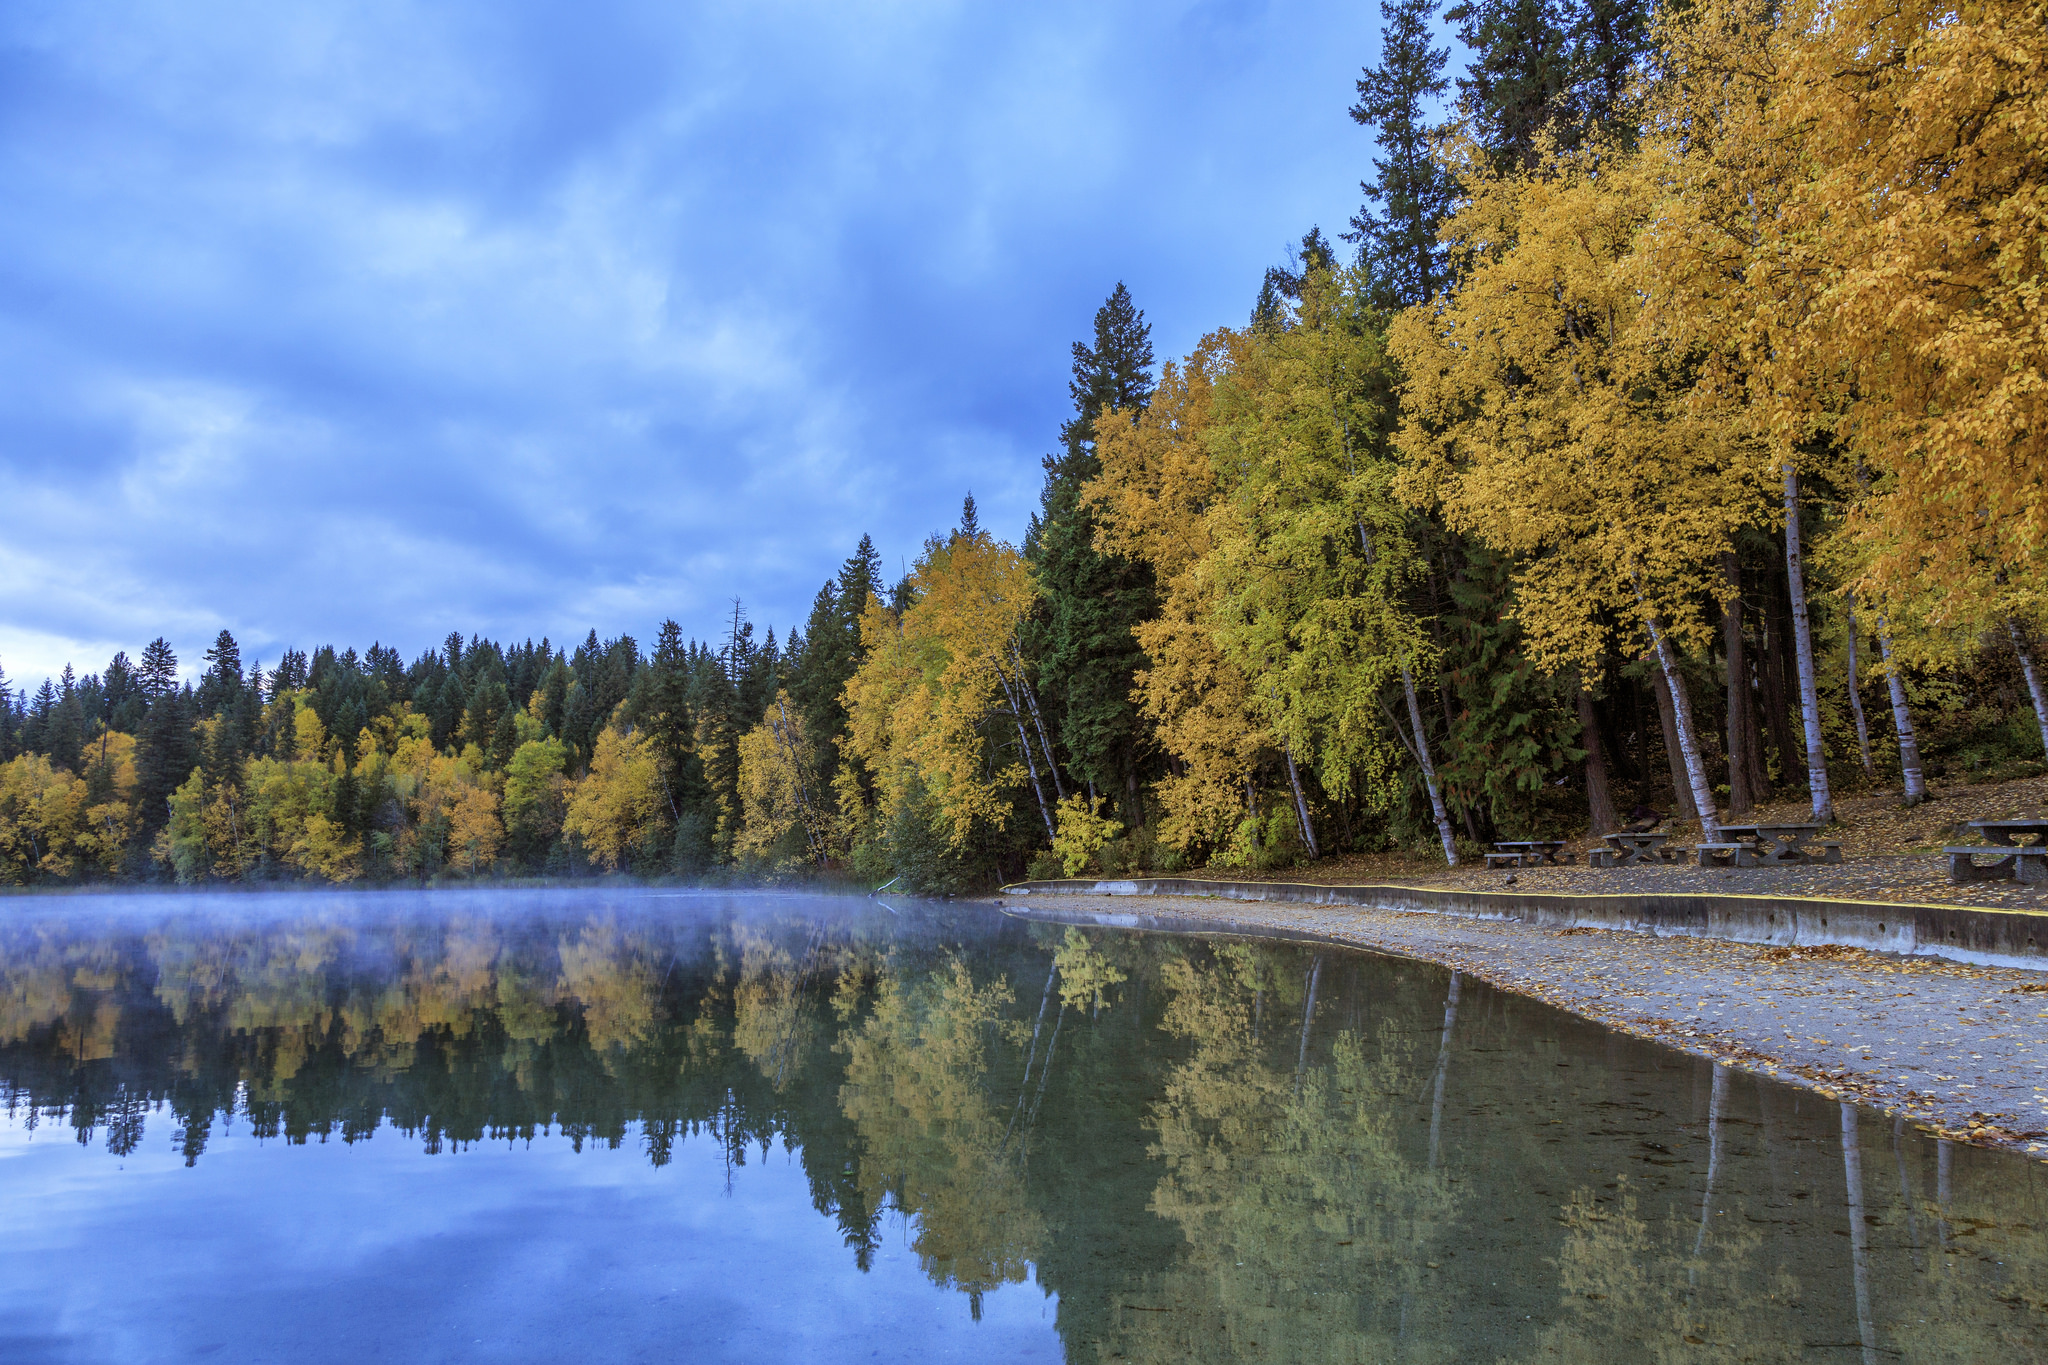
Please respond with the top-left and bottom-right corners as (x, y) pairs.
(0, 0), (2042, 890)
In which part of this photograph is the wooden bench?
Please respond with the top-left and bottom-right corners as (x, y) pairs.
(1814, 840), (1843, 865)
(1484, 851), (1526, 869)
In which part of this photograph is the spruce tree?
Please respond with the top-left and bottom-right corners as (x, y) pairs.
(1027, 283), (1157, 818)
(1561, 0), (1653, 143)
(198, 630), (243, 717)
(1347, 0), (1457, 309)
(1444, 0), (1572, 170)
(135, 686), (199, 834)
(791, 534), (883, 794)
(137, 637), (178, 703)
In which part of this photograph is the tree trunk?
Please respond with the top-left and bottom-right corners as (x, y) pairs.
(1576, 684), (1619, 834)
(1875, 623), (1927, 805)
(1692, 1063), (1728, 1262)
(1645, 614), (1722, 840)
(1428, 972), (1460, 1169)
(1403, 665), (1458, 866)
(1293, 953), (1323, 1097)
(1720, 553), (1767, 814)
(1012, 648), (1066, 802)
(1649, 654), (1698, 822)
(1845, 594), (1875, 776)
(992, 665), (1057, 842)
(1841, 1105), (1879, 1365)
(1760, 565), (1800, 784)
(1282, 743), (1319, 860)
(1782, 464), (1833, 820)
(2008, 619), (2048, 759)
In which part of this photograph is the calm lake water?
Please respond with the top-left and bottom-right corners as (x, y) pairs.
(0, 889), (2041, 1363)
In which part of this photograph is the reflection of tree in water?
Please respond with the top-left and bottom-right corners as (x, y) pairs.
(1109, 942), (1457, 1365)
(1531, 1178), (1801, 1363)
(838, 956), (1046, 1315)
(4, 907), (2048, 1357)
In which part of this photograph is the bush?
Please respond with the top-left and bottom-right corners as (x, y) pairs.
(1024, 851), (1065, 882)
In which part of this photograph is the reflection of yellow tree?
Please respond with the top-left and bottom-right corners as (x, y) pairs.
(557, 923), (662, 1054)
(1116, 945), (1456, 1364)
(838, 958), (1045, 1305)
(731, 924), (841, 1089)
(1528, 1181), (1801, 1364)
(1052, 927), (1126, 1012)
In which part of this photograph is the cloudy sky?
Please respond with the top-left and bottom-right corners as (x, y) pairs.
(0, 0), (1420, 686)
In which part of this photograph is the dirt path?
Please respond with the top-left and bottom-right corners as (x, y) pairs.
(998, 891), (2048, 1159)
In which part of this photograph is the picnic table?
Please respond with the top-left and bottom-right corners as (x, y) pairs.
(1486, 840), (1572, 869)
(1590, 831), (1678, 868)
(1697, 823), (1842, 868)
(1945, 819), (2048, 885)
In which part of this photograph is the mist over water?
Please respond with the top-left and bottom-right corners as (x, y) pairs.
(0, 889), (2041, 1362)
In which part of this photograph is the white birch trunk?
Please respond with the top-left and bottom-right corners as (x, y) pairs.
(2007, 619), (2048, 759)
(1844, 594), (1875, 775)
(1782, 464), (1833, 820)
(1012, 645), (1066, 801)
(1402, 664), (1458, 866)
(1875, 623), (1927, 805)
(991, 661), (1058, 843)
(1644, 614), (1722, 840)
(1282, 743), (1319, 860)
(1427, 972), (1460, 1169)
(1841, 1104), (1880, 1365)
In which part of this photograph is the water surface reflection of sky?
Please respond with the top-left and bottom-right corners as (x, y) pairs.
(0, 1113), (1059, 1362)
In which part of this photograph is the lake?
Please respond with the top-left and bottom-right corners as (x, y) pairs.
(0, 888), (2040, 1362)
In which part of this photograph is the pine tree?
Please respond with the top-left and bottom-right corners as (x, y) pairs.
(1347, 0), (1457, 310)
(1027, 283), (1158, 818)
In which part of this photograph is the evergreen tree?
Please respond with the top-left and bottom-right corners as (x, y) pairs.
(198, 630), (243, 717)
(1027, 283), (1159, 818)
(137, 637), (178, 703)
(638, 619), (712, 855)
(1347, 0), (1457, 309)
(135, 686), (199, 835)
(1444, 0), (1572, 170)
(1561, 0), (1654, 144)
(103, 651), (142, 731)
(48, 665), (85, 772)
(1253, 229), (1341, 327)
(792, 535), (884, 797)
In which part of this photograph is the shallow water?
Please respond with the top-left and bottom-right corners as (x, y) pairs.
(0, 889), (2040, 1363)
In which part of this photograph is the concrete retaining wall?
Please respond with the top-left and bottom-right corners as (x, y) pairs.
(997, 877), (2048, 970)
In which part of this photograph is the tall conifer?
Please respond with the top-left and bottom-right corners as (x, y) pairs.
(1347, 0), (1456, 309)
(1027, 284), (1158, 817)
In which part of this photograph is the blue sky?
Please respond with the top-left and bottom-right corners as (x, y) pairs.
(0, 0), (1414, 685)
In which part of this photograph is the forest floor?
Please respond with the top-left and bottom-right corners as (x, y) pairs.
(1188, 769), (2048, 911)
(997, 889), (2048, 1159)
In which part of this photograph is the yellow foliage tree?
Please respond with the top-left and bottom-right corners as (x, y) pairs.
(1387, 132), (1766, 835)
(843, 523), (1051, 850)
(563, 725), (661, 871)
(735, 690), (823, 868)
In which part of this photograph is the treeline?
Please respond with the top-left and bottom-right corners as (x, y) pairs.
(2, 0), (2043, 890)
(0, 560), (884, 883)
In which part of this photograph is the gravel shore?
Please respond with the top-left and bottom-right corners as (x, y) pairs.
(999, 891), (2048, 1158)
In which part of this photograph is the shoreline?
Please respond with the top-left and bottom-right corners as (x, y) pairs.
(995, 888), (2048, 1161)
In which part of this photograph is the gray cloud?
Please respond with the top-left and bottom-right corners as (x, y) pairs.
(0, 0), (1384, 684)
